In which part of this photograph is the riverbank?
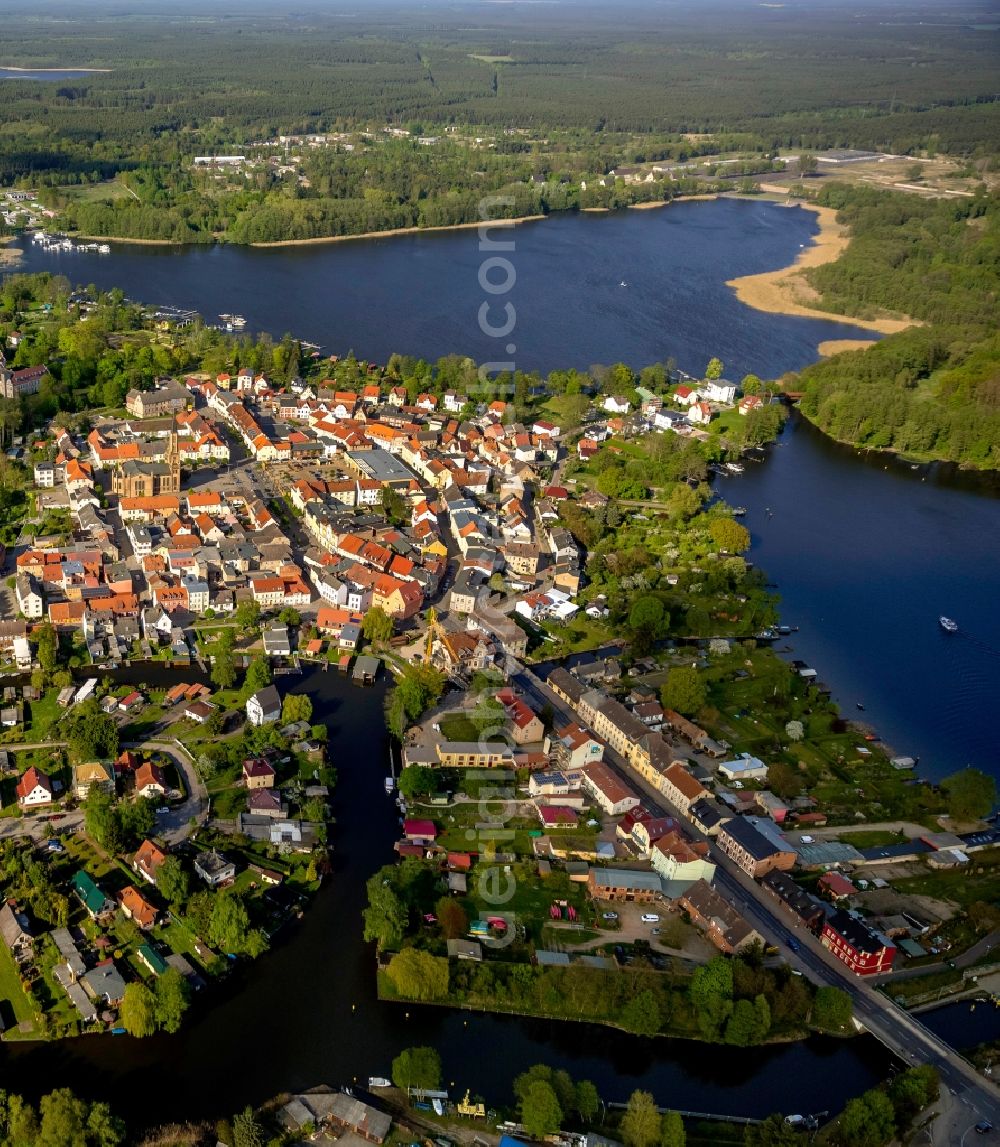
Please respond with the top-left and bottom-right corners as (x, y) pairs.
(817, 338), (879, 357)
(726, 203), (914, 335)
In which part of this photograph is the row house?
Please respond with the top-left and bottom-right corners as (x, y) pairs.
(715, 816), (797, 878)
(821, 910), (896, 976)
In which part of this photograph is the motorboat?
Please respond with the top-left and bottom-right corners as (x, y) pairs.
(939, 616), (959, 633)
(367, 1077), (392, 1089)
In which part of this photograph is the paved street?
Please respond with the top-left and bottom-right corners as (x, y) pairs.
(511, 660), (1000, 1144)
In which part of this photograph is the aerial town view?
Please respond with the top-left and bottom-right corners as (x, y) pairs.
(0, 1), (997, 1145)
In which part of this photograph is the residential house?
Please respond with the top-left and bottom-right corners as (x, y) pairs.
(72, 761), (115, 800)
(119, 885), (158, 929)
(579, 762), (640, 816)
(133, 839), (168, 884)
(716, 816), (797, 878)
(246, 684), (281, 726)
(134, 761), (167, 800)
(72, 870), (114, 919)
(194, 849), (236, 887)
(0, 901), (33, 964)
(586, 868), (664, 904)
(243, 757), (276, 790)
(678, 879), (763, 955)
(660, 761), (708, 816)
(16, 766), (53, 809)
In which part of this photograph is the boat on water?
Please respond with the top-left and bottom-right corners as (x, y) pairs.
(732, 506), (747, 516)
(725, 461), (745, 474)
(367, 1077), (392, 1089)
(432, 1099), (445, 1116)
(939, 616), (959, 633)
(384, 775), (395, 795)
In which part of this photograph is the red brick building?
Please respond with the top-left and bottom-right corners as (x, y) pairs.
(821, 909), (896, 976)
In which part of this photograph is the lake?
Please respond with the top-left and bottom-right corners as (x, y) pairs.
(0, 69), (105, 82)
(0, 667), (895, 1129)
(14, 198), (877, 378)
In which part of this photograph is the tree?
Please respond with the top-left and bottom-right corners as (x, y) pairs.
(941, 767), (996, 821)
(661, 666), (706, 717)
(709, 518), (751, 553)
(398, 765), (436, 800)
(363, 873), (408, 948)
(378, 484), (406, 525)
(232, 1106), (265, 1147)
(519, 1081), (562, 1138)
(888, 1065), (938, 1128)
(153, 966), (190, 1033)
(812, 986), (853, 1032)
(243, 654), (272, 697)
(385, 948), (449, 1000)
(36, 622), (58, 675)
(119, 797), (155, 845)
(689, 957), (733, 1040)
(278, 606), (301, 626)
(211, 643), (237, 689)
(724, 994), (770, 1046)
(83, 788), (125, 854)
(798, 154), (818, 176)
(392, 1046), (442, 1091)
(740, 374), (763, 395)
(120, 982), (157, 1037)
(837, 1089), (895, 1147)
(66, 701), (119, 761)
(281, 692), (313, 724)
(620, 989), (661, 1036)
(629, 596), (665, 635)
(210, 893), (267, 957)
(156, 855), (190, 908)
(575, 1080), (601, 1124)
(660, 1111), (686, 1147)
(621, 1090), (661, 1147)
(234, 600), (262, 632)
(784, 720), (804, 742)
(705, 357), (724, 380)
(436, 896), (468, 940)
(744, 1114), (799, 1147)
(362, 606), (394, 645)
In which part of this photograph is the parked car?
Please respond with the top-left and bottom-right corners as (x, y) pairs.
(602, 912), (619, 921)
(641, 913), (660, 924)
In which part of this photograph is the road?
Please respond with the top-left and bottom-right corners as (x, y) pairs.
(511, 661), (1000, 1144)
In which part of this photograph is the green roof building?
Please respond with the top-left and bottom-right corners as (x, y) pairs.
(71, 870), (112, 918)
(137, 943), (167, 976)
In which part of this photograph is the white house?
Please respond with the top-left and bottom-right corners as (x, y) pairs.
(33, 461), (56, 488)
(688, 402), (713, 426)
(739, 395), (764, 416)
(16, 766), (53, 809)
(673, 385), (699, 407)
(703, 381), (737, 404)
(246, 685), (281, 726)
(15, 575), (43, 619)
(603, 395), (631, 415)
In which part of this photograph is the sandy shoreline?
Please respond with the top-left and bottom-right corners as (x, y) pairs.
(250, 215), (547, 248)
(726, 202), (914, 335)
(818, 338), (879, 357)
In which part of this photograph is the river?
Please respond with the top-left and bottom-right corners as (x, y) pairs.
(0, 667), (894, 1128)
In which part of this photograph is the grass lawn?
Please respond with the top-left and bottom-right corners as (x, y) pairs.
(63, 180), (135, 203)
(0, 944), (36, 1036)
(61, 832), (116, 880)
(438, 713), (508, 743)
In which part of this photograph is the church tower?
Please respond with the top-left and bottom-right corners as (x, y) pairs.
(164, 430), (181, 493)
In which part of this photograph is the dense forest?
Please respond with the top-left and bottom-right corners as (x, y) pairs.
(0, 0), (996, 242)
(793, 185), (1000, 468)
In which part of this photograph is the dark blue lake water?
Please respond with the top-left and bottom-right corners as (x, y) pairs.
(14, 198), (875, 378)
